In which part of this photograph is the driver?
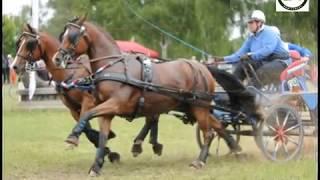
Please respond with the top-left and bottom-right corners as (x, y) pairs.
(214, 10), (291, 88)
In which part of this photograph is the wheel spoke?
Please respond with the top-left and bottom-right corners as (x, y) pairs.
(272, 110), (280, 127)
(284, 123), (301, 133)
(282, 111), (291, 128)
(286, 136), (299, 146)
(264, 136), (272, 149)
(282, 142), (289, 156)
(272, 134), (279, 140)
(267, 125), (277, 132)
(273, 142), (280, 159)
(264, 135), (278, 150)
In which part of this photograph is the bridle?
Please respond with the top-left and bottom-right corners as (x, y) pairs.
(58, 22), (91, 65)
(58, 22), (125, 70)
(16, 31), (44, 71)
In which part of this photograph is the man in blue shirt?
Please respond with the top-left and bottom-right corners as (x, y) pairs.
(287, 43), (312, 59)
(270, 26), (313, 61)
(214, 10), (291, 88)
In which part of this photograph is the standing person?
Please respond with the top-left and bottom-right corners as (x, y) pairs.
(7, 54), (17, 85)
(214, 10), (291, 88)
(2, 54), (10, 84)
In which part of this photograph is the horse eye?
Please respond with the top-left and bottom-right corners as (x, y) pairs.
(68, 31), (79, 44)
(26, 39), (38, 51)
(80, 26), (86, 34)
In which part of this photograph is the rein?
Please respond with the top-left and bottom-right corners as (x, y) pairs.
(89, 55), (124, 63)
(56, 55), (125, 90)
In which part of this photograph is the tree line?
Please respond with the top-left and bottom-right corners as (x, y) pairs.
(3, 0), (317, 60)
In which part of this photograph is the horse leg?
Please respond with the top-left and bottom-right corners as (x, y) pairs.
(148, 114), (163, 156)
(83, 121), (120, 163)
(80, 96), (117, 143)
(190, 108), (214, 169)
(88, 116), (113, 177)
(68, 107), (119, 163)
(190, 108), (243, 169)
(131, 118), (152, 157)
(79, 97), (119, 163)
(207, 113), (243, 156)
(65, 99), (119, 147)
(131, 114), (163, 157)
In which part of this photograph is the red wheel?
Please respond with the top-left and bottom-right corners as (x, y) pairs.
(257, 104), (304, 162)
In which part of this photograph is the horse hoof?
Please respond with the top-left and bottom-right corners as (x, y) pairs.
(64, 135), (79, 146)
(131, 144), (142, 157)
(108, 152), (120, 163)
(189, 160), (205, 169)
(88, 170), (99, 177)
(88, 165), (101, 177)
(65, 143), (77, 150)
(152, 143), (163, 156)
(234, 152), (248, 161)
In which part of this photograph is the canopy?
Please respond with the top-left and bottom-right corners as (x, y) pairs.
(116, 40), (159, 58)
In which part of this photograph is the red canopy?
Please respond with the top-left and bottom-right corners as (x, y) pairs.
(116, 40), (159, 58)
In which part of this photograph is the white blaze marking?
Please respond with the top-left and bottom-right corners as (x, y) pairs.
(10, 39), (26, 69)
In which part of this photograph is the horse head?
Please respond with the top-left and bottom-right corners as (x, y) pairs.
(12, 24), (44, 74)
(55, 14), (92, 68)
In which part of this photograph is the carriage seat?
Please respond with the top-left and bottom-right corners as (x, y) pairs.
(280, 50), (308, 81)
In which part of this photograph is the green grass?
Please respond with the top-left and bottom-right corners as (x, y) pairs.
(3, 84), (317, 180)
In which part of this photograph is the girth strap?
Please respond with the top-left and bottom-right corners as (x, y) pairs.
(129, 56), (153, 121)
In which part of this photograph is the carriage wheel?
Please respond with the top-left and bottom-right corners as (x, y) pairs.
(257, 104), (304, 162)
(196, 123), (240, 156)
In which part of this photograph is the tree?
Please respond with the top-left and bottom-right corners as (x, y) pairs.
(3, 16), (17, 55)
(43, 0), (91, 37)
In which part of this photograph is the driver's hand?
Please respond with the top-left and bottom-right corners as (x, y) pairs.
(301, 57), (310, 61)
(240, 54), (251, 61)
(213, 56), (224, 62)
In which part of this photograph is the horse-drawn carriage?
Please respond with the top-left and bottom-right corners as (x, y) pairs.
(13, 16), (317, 176)
(196, 57), (318, 162)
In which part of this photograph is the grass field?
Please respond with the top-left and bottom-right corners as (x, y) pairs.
(3, 85), (317, 180)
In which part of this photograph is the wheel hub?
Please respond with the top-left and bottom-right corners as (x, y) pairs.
(275, 127), (288, 143)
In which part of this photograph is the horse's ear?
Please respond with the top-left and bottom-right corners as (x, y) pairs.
(23, 23), (30, 31)
(79, 12), (88, 25)
(25, 23), (37, 34)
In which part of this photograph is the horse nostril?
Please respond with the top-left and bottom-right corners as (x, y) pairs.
(13, 66), (18, 70)
(54, 57), (61, 63)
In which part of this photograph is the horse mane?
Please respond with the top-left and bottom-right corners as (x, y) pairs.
(85, 21), (120, 52)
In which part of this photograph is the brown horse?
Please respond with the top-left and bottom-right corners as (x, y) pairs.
(12, 24), (163, 162)
(55, 16), (257, 176)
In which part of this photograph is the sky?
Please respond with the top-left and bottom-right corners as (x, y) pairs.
(3, 0), (31, 16)
(2, 0), (54, 24)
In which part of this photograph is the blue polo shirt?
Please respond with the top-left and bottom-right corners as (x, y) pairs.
(287, 43), (313, 57)
(224, 25), (291, 66)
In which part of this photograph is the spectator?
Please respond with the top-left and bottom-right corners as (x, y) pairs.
(2, 54), (10, 84)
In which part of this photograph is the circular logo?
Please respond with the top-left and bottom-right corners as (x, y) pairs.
(278, 0), (308, 10)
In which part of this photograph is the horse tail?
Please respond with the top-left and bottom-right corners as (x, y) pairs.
(206, 65), (263, 123)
